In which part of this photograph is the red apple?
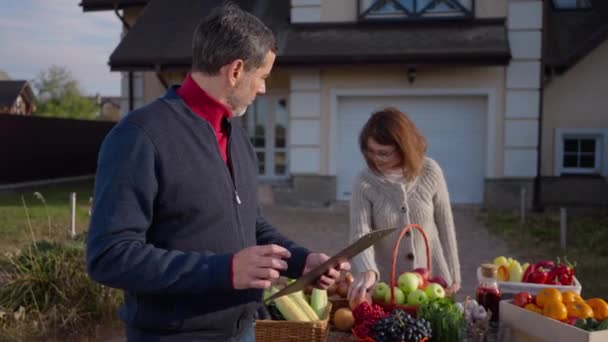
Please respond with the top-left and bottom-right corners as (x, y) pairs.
(412, 268), (430, 281)
(428, 276), (448, 289)
(513, 292), (533, 308)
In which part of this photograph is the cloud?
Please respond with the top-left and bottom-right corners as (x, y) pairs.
(0, 0), (122, 95)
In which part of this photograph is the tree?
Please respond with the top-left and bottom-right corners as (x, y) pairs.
(32, 65), (98, 120)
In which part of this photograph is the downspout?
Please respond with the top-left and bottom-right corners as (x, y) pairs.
(533, 0), (547, 212)
(114, 6), (135, 111)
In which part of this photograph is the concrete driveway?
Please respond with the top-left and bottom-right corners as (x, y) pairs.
(262, 202), (514, 301)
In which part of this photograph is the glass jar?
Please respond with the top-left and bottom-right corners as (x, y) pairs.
(476, 263), (502, 323)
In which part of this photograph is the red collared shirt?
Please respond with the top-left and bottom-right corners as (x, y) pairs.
(176, 73), (231, 164)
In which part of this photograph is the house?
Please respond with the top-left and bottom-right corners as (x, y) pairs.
(0, 80), (36, 115)
(92, 94), (123, 121)
(80, 0), (608, 209)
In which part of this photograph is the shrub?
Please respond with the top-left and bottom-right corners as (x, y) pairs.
(0, 240), (122, 340)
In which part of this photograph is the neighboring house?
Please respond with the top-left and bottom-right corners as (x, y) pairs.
(0, 80), (36, 115)
(80, 0), (608, 209)
(92, 94), (122, 121)
(540, 0), (608, 207)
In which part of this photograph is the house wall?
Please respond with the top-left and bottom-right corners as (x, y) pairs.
(542, 39), (608, 177)
(307, 0), (508, 23)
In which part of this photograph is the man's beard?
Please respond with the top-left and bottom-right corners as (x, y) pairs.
(234, 106), (248, 117)
(227, 88), (248, 117)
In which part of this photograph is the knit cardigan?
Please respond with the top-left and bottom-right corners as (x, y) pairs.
(349, 157), (461, 285)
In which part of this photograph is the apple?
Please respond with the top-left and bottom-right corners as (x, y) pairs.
(398, 272), (420, 293)
(513, 292), (533, 308)
(412, 267), (430, 281)
(407, 289), (428, 306)
(428, 276), (448, 289)
(384, 287), (406, 305)
(372, 282), (390, 301)
(425, 283), (446, 299)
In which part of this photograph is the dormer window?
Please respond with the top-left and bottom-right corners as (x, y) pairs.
(552, 0), (592, 10)
(358, 0), (473, 20)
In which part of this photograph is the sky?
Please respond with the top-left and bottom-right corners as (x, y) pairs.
(0, 0), (122, 96)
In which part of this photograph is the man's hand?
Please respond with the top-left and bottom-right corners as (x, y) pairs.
(302, 253), (350, 289)
(232, 244), (290, 289)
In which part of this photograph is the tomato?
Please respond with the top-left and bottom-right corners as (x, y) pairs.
(536, 288), (562, 308)
(543, 300), (568, 321)
(514, 292), (533, 307)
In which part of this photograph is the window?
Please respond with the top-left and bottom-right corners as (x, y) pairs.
(555, 129), (607, 176)
(359, 0), (473, 20)
(552, 0), (592, 10)
(240, 95), (289, 179)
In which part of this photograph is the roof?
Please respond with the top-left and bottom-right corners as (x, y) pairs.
(544, 4), (608, 70)
(0, 81), (35, 107)
(108, 0), (511, 71)
(79, 0), (148, 12)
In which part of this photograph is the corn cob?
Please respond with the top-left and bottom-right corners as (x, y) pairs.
(289, 291), (320, 321)
(310, 288), (328, 318)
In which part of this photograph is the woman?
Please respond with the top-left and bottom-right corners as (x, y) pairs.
(347, 107), (461, 304)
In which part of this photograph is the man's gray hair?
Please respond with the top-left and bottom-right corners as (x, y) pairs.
(192, 3), (277, 75)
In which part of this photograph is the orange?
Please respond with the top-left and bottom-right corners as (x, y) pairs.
(562, 291), (583, 304)
(524, 303), (542, 314)
(536, 288), (562, 308)
(566, 301), (594, 319)
(542, 300), (568, 320)
(586, 298), (608, 320)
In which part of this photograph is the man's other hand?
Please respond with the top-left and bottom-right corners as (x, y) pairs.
(302, 253), (350, 289)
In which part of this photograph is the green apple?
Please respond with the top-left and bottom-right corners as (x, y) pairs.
(384, 287), (406, 305)
(424, 283), (445, 299)
(407, 289), (428, 306)
(373, 282), (389, 301)
(397, 272), (420, 293)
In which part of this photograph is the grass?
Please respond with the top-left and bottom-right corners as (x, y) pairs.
(0, 180), (94, 252)
(0, 179), (123, 341)
(480, 209), (608, 299)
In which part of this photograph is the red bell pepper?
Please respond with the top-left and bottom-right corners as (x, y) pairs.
(522, 264), (536, 283)
(535, 260), (555, 269)
(549, 257), (576, 286)
(528, 269), (549, 284)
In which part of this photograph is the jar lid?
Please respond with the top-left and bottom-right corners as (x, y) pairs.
(480, 263), (498, 278)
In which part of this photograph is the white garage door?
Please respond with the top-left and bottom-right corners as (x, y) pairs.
(336, 95), (486, 204)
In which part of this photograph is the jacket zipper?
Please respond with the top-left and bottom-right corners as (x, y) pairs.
(226, 125), (246, 247)
(204, 121), (246, 248)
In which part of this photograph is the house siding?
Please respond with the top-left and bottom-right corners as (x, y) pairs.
(542, 39), (608, 177)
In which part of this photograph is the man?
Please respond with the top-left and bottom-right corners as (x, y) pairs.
(86, 4), (348, 341)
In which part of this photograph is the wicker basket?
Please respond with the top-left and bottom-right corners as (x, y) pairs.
(372, 224), (431, 316)
(255, 303), (332, 342)
(353, 224), (432, 342)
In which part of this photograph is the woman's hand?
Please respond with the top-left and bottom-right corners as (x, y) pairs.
(446, 282), (461, 297)
(347, 270), (377, 303)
